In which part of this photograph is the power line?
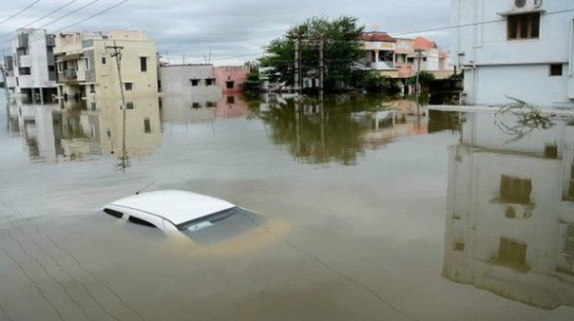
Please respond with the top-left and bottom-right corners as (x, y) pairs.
(51, 0), (131, 34)
(0, 0), (102, 47)
(1, 0), (130, 49)
(0, 0), (42, 26)
(390, 7), (574, 37)
(0, 0), (80, 41)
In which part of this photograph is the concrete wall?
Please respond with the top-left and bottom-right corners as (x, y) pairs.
(214, 66), (249, 94)
(452, 0), (574, 108)
(159, 65), (222, 95)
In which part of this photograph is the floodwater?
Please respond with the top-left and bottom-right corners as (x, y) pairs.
(0, 91), (573, 321)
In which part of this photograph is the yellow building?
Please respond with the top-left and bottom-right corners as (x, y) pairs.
(54, 30), (158, 105)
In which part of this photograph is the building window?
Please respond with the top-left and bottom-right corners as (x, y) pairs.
(557, 224), (574, 274)
(140, 57), (147, 72)
(101, 56), (107, 64)
(226, 81), (234, 89)
(508, 13), (540, 40)
(192, 102), (201, 108)
(89, 84), (95, 93)
(190, 79), (199, 86)
(85, 58), (90, 70)
(454, 242), (465, 252)
(550, 64), (563, 76)
(144, 118), (151, 133)
(206, 101), (216, 107)
(500, 175), (532, 204)
(126, 102), (134, 110)
(124, 82), (133, 91)
(498, 237), (527, 267)
(205, 78), (215, 86)
(226, 96), (235, 104)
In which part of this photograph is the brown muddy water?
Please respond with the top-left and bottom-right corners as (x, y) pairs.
(1, 92), (573, 321)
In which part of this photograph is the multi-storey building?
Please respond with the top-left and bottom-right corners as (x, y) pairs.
(452, 0), (574, 108)
(444, 111), (574, 309)
(359, 32), (454, 94)
(9, 28), (57, 102)
(54, 30), (158, 107)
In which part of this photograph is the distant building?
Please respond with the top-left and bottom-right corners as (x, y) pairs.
(9, 28), (57, 102)
(359, 32), (454, 94)
(159, 64), (222, 96)
(452, 0), (574, 108)
(359, 32), (398, 78)
(214, 66), (250, 94)
(53, 30), (158, 105)
(1, 55), (16, 93)
(444, 111), (574, 309)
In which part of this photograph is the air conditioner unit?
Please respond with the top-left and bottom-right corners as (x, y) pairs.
(514, 0), (544, 11)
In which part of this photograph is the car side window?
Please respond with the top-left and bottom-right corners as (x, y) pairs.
(103, 208), (124, 219)
(128, 216), (157, 228)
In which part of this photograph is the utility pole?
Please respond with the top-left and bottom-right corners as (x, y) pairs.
(182, 53), (186, 65)
(319, 34), (324, 103)
(414, 48), (424, 115)
(294, 37), (300, 95)
(107, 41), (128, 170)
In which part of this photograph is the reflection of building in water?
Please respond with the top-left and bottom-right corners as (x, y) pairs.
(11, 96), (161, 161)
(95, 97), (161, 158)
(358, 100), (431, 151)
(444, 111), (574, 309)
(161, 93), (250, 123)
(216, 94), (250, 119)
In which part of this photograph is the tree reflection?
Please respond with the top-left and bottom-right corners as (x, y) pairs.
(257, 96), (390, 166)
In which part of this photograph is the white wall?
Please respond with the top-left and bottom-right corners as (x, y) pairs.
(452, 0), (574, 108)
(465, 64), (572, 108)
(159, 65), (222, 95)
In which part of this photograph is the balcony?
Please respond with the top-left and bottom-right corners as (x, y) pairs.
(370, 61), (395, 71)
(19, 55), (32, 68)
(59, 69), (78, 83)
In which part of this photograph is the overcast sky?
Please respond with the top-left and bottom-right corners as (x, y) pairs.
(0, 0), (452, 65)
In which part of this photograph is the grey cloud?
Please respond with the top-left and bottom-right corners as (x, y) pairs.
(0, 0), (451, 65)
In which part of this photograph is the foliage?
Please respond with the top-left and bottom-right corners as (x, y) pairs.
(407, 71), (435, 85)
(242, 63), (263, 92)
(359, 71), (401, 96)
(260, 16), (365, 93)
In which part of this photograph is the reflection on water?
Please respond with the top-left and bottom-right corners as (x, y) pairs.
(252, 96), (447, 166)
(444, 111), (574, 309)
(8, 97), (162, 163)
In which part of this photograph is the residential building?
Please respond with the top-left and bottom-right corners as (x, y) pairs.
(452, 0), (574, 108)
(159, 64), (222, 97)
(54, 30), (158, 104)
(443, 111), (574, 309)
(359, 32), (399, 78)
(360, 32), (454, 94)
(9, 28), (57, 102)
(214, 66), (250, 94)
(1, 55), (16, 94)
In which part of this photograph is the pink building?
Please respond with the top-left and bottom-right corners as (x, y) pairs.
(214, 66), (250, 94)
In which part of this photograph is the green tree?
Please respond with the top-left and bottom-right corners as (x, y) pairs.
(260, 16), (365, 93)
(359, 71), (401, 96)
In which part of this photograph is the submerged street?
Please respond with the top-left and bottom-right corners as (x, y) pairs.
(1, 92), (573, 321)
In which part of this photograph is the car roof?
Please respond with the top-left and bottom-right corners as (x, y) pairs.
(106, 190), (236, 226)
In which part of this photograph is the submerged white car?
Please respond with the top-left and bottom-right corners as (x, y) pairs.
(103, 190), (241, 232)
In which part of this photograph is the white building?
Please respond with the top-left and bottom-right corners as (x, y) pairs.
(159, 64), (222, 96)
(9, 28), (57, 102)
(452, 0), (574, 109)
(444, 111), (574, 309)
